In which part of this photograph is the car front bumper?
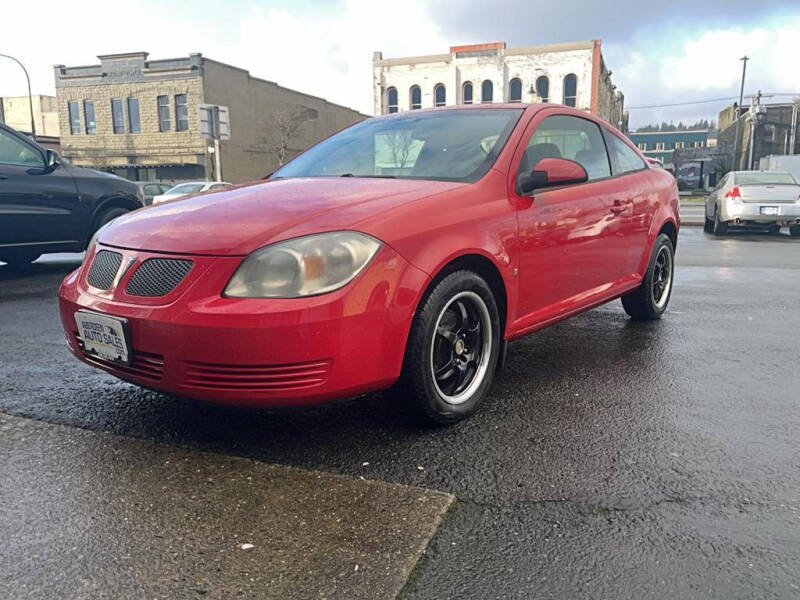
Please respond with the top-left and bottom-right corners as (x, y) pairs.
(58, 244), (428, 407)
(721, 200), (800, 225)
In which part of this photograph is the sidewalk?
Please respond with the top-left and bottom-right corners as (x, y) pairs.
(0, 413), (454, 600)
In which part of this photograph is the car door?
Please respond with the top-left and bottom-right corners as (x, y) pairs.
(0, 127), (81, 248)
(512, 112), (620, 325)
(602, 128), (652, 276)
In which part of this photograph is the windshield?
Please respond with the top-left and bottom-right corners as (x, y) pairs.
(735, 172), (797, 185)
(167, 183), (206, 194)
(273, 109), (523, 183)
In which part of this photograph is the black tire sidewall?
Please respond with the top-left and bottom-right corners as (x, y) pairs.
(96, 207), (128, 229)
(644, 234), (674, 317)
(406, 271), (501, 423)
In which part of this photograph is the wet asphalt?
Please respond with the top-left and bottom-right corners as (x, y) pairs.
(1, 226), (800, 599)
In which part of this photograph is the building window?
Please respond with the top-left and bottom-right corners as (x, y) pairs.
(434, 84), (446, 107)
(692, 141), (704, 148)
(462, 81), (473, 104)
(655, 142), (665, 151)
(563, 74), (577, 107)
(536, 76), (549, 102)
(481, 80), (493, 103)
(386, 87), (398, 113)
(127, 98), (140, 133)
(68, 101), (80, 135)
(111, 99), (124, 134)
(637, 142), (647, 151)
(509, 78), (522, 102)
(83, 101), (96, 134)
(410, 85), (421, 110)
(674, 141), (685, 149)
(175, 94), (188, 131)
(157, 95), (171, 132)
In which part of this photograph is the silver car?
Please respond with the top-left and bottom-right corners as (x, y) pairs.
(152, 181), (231, 205)
(705, 171), (800, 236)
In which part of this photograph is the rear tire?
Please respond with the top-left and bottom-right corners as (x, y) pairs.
(0, 250), (40, 267)
(621, 233), (675, 321)
(400, 270), (501, 425)
(790, 225), (800, 237)
(703, 214), (714, 233)
(712, 206), (728, 236)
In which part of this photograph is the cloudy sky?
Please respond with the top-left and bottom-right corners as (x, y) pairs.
(2, 0), (799, 129)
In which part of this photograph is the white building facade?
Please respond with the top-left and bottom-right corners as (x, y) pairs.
(373, 40), (627, 132)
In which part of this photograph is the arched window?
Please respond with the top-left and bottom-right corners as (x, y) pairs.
(509, 78), (522, 102)
(536, 76), (549, 103)
(462, 81), (473, 104)
(434, 84), (446, 107)
(386, 87), (398, 113)
(481, 79), (493, 103)
(563, 74), (577, 107)
(410, 85), (422, 110)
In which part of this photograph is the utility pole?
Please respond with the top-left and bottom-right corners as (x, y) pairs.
(0, 53), (36, 137)
(731, 55), (748, 170)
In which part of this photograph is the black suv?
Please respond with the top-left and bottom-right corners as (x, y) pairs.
(0, 124), (143, 266)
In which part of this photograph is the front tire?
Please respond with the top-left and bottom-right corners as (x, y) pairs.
(789, 224), (800, 237)
(401, 270), (501, 425)
(621, 233), (675, 321)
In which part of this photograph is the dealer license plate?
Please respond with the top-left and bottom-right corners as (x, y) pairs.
(760, 206), (779, 216)
(74, 310), (131, 364)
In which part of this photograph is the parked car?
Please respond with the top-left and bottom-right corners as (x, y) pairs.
(134, 182), (172, 206)
(704, 170), (800, 236)
(152, 181), (231, 204)
(59, 105), (679, 424)
(0, 123), (143, 266)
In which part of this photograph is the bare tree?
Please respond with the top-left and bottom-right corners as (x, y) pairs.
(266, 108), (315, 166)
(386, 132), (413, 169)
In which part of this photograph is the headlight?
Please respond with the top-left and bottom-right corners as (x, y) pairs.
(224, 231), (382, 298)
(83, 228), (103, 265)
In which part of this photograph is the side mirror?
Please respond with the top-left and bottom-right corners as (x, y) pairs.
(45, 149), (60, 169)
(518, 157), (589, 194)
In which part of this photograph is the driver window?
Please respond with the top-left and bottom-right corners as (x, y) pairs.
(0, 129), (43, 167)
(518, 114), (611, 181)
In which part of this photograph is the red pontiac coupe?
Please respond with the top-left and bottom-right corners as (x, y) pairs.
(59, 105), (679, 424)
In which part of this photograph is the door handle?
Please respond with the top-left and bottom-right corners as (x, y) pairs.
(610, 200), (628, 214)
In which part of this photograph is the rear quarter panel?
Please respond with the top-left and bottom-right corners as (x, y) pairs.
(638, 167), (680, 273)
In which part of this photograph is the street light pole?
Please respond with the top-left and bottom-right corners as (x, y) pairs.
(731, 55), (748, 170)
(0, 53), (36, 138)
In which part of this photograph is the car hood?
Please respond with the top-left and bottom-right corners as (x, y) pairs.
(99, 177), (465, 255)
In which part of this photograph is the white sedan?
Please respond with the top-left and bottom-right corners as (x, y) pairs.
(705, 171), (800, 236)
(152, 181), (231, 205)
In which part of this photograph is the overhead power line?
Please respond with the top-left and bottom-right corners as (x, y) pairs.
(627, 92), (800, 110)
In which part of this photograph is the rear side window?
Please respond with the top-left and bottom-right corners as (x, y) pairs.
(604, 131), (647, 174)
(520, 114), (611, 181)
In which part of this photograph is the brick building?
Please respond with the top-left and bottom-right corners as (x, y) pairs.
(717, 97), (800, 171)
(372, 40), (627, 132)
(54, 52), (366, 183)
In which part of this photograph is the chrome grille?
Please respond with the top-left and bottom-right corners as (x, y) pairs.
(125, 258), (194, 297)
(87, 250), (122, 289)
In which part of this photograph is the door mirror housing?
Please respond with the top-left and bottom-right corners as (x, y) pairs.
(45, 149), (60, 169)
(518, 157), (589, 194)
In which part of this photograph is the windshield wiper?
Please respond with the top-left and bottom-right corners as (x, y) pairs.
(339, 173), (397, 179)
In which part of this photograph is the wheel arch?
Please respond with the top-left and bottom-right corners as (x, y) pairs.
(88, 196), (141, 240)
(658, 219), (678, 251)
(416, 252), (509, 339)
